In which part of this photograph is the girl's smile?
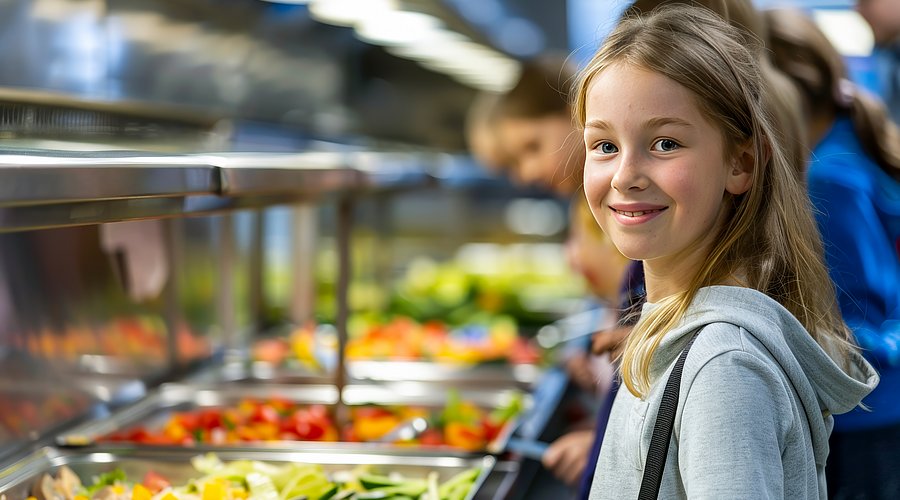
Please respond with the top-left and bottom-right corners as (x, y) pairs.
(582, 62), (752, 299)
(609, 203), (669, 226)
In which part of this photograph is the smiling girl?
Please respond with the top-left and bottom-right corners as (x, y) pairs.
(573, 6), (879, 499)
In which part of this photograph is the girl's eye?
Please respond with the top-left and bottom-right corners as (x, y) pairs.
(652, 138), (680, 152)
(597, 142), (618, 154)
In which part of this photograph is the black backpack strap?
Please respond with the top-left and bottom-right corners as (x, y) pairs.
(637, 332), (699, 500)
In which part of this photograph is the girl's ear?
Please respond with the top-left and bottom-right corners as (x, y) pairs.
(726, 141), (756, 195)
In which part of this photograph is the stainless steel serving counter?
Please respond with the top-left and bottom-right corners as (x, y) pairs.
(0, 148), (437, 231)
(0, 150), (219, 207)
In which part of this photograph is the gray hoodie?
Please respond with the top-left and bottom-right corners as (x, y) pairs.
(589, 286), (879, 499)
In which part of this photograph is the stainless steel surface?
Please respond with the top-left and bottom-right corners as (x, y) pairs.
(191, 358), (542, 390)
(66, 374), (147, 408)
(0, 446), (496, 500)
(0, 0), (344, 128)
(0, 149), (437, 232)
(335, 196), (353, 434)
(0, 194), (272, 233)
(0, 383), (107, 463)
(0, 350), (145, 406)
(0, 0), (484, 150)
(185, 360), (333, 385)
(0, 150), (219, 207)
(214, 152), (364, 197)
(347, 360), (543, 389)
(341, 383), (529, 410)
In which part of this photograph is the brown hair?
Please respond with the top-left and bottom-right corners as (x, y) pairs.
(628, 0), (808, 181)
(493, 54), (577, 120)
(764, 8), (900, 181)
(573, 5), (857, 396)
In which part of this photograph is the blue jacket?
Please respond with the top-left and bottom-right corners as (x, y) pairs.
(808, 116), (900, 431)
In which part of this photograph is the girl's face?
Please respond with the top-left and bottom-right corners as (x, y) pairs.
(582, 63), (751, 295)
(497, 114), (583, 195)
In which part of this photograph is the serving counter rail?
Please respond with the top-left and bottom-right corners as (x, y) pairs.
(0, 149), (437, 232)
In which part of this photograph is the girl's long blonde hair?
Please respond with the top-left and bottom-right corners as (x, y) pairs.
(572, 5), (858, 397)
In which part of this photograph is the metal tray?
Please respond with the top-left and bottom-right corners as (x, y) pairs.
(186, 360), (333, 385)
(0, 446), (496, 500)
(56, 383), (339, 447)
(57, 382), (529, 455)
(207, 360), (543, 390)
(347, 360), (543, 389)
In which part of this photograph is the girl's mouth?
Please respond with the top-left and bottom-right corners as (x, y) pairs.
(612, 207), (667, 217)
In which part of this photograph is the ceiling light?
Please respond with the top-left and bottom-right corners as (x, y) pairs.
(355, 11), (443, 46)
(309, 0), (397, 27)
(812, 9), (874, 57)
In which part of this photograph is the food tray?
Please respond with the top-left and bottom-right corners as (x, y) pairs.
(56, 383), (339, 447)
(0, 446), (496, 500)
(57, 382), (529, 455)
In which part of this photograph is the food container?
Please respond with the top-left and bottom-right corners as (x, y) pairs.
(0, 446), (496, 500)
(244, 321), (545, 390)
(57, 383), (529, 455)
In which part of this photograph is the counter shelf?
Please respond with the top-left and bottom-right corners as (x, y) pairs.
(346, 360), (542, 390)
(0, 150), (219, 208)
(205, 358), (542, 391)
(0, 445), (496, 500)
(56, 382), (529, 456)
(184, 359), (334, 386)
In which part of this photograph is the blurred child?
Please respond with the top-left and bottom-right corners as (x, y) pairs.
(855, 0), (900, 122)
(468, 55), (583, 196)
(765, 9), (900, 498)
(573, 6), (878, 497)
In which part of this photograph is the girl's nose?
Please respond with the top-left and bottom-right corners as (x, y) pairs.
(611, 151), (649, 192)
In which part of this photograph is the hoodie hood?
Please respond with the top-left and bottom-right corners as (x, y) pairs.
(645, 286), (879, 465)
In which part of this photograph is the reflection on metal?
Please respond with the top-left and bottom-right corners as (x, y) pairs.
(0, 157), (219, 208)
(333, 195), (353, 432)
(289, 203), (318, 324)
(0, 194), (296, 233)
(0, 0), (344, 127)
(0, 149), (436, 231)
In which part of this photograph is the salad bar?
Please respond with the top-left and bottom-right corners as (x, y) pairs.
(0, 447), (496, 500)
(0, 148), (579, 500)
